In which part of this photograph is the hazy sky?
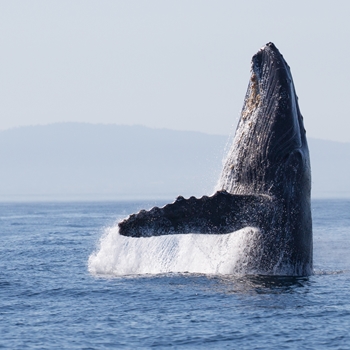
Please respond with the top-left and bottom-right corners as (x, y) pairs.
(1, 1), (350, 142)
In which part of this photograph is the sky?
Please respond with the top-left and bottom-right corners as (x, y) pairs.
(1, 1), (350, 142)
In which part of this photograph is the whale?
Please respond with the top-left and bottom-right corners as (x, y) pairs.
(118, 42), (313, 276)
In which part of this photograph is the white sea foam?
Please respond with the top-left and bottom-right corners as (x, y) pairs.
(88, 225), (261, 276)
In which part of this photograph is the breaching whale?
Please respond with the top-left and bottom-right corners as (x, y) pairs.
(118, 42), (313, 276)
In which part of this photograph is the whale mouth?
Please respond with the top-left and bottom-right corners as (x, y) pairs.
(250, 42), (294, 111)
(252, 42), (291, 81)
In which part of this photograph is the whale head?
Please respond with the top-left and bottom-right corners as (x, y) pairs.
(219, 42), (311, 201)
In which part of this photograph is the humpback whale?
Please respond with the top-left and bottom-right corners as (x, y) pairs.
(119, 42), (313, 276)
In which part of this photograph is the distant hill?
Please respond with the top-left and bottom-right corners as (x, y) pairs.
(308, 138), (350, 198)
(0, 123), (349, 200)
(0, 123), (227, 201)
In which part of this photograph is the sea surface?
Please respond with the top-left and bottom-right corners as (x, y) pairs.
(1, 199), (350, 349)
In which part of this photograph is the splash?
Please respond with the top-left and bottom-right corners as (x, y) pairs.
(88, 224), (261, 277)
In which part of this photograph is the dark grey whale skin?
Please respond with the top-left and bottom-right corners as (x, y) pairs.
(119, 43), (313, 276)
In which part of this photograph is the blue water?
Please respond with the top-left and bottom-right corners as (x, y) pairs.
(1, 199), (350, 349)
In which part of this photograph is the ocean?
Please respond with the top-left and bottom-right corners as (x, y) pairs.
(1, 199), (350, 349)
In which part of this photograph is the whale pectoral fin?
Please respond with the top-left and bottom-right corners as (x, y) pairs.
(118, 191), (270, 237)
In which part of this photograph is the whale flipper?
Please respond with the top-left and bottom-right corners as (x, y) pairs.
(118, 191), (273, 237)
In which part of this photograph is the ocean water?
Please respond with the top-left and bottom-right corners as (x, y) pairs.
(1, 199), (350, 349)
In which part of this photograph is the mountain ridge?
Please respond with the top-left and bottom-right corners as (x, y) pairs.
(1, 123), (349, 200)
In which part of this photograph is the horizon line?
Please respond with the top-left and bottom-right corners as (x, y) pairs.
(0, 121), (348, 144)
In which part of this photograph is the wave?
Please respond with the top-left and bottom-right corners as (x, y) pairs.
(88, 225), (261, 277)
